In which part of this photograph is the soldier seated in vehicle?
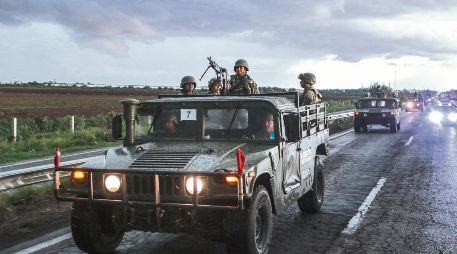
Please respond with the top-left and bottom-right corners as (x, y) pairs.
(255, 113), (275, 140)
(160, 113), (181, 138)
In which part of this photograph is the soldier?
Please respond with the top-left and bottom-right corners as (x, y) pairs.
(208, 78), (222, 95)
(297, 72), (322, 106)
(228, 59), (259, 95)
(375, 85), (386, 98)
(178, 76), (196, 95)
(255, 113), (275, 140)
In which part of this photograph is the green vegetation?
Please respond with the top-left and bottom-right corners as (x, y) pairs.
(0, 183), (55, 223)
(326, 100), (354, 113)
(0, 115), (120, 163)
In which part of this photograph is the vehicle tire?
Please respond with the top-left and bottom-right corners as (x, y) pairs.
(354, 124), (361, 133)
(362, 123), (368, 133)
(224, 185), (273, 254)
(420, 107), (424, 112)
(405, 109), (410, 112)
(297, 156), (325, 214)
(397, 121), (401, 130)
(390, 121), (397, 133)
(71, 201), (125, 254)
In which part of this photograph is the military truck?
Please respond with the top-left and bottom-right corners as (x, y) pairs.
(54, 93), (329, 254)
(354, 97), (401, 133)
(403, 97), (424, 112)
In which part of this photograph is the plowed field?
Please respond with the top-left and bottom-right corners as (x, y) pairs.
(0, 87), (167, 118)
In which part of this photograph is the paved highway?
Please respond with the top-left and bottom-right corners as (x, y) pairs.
(6, 109), (457, 253)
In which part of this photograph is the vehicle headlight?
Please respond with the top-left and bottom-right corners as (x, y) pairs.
(448, 112), (457, 122)
(363, 113), (368, 117)
(185, 177), (203, 195)
(429, 111), (443, 123)
(104, 174), (121, 193)
(407, 102), (413, 108)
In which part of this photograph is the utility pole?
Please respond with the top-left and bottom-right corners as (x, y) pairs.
(394, 70), (397, 90)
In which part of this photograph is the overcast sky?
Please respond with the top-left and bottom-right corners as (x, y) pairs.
(0, 0), (456, 91)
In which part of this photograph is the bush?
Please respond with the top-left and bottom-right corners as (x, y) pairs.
(0, 115), (109, 140)
(0, 194), (12, 223)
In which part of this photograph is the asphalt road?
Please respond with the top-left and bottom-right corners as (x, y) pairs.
(8, 109), (457, 253)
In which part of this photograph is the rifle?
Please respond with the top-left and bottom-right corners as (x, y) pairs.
(199, 57), (229, 95)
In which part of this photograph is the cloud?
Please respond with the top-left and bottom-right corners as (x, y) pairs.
(1, 0), (457, 62)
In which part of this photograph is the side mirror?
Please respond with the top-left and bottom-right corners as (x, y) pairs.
(112, 115), (123, 140)
(284, 113), (300, 142)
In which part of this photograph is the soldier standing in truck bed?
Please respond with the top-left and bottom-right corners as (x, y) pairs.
(207, 78), (222, 95)
(228, 59), (259, 95)
(178, 76), (197, 95)
(297, 72), (322, 106)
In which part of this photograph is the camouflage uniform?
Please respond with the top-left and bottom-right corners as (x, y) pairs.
(228, 59), (259, 95)
(300, 88), (320, 106)
(177, 75), (196, 96)
(208, 78), (221, 95)
(297, 72), (321, 106)
(229, 74), (259, 95)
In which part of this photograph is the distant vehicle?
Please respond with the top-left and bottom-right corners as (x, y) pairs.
(404, 97), (424, 112)
(428, 105), (457, 125)
(354, 98), (401, 133)
(54, 93), (329, 254)
(437, 99), (452, 107)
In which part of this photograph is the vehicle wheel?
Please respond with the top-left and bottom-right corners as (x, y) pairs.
(405, 109), (410, 112)
(354, 124), (361, 133)
(297, 156), (325, 214)
(71, 201), (125, 254)
(362, 123), (368, 133)
(420, 107), (424, 112)
(224, 185), (273, 254)
(397, 121), (401, 130)
(390, 121), (397, 133)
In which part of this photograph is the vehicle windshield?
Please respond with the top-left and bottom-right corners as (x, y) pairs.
(134, 104), (278, 141)
(358, 99), (398, 109)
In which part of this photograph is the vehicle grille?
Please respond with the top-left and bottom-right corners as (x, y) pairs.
(126, 174), (186, 202)
(129, 151), (197, 169)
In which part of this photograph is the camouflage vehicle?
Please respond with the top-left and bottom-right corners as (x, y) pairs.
(54, 93), (329, 254)
(354, 97), (401, 133)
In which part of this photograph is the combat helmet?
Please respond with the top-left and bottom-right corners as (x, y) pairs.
(234, 59), (249, 71)
(298, 72), (316, 85)
(208, 78), (220, 88)
(180, 76), (197, 88)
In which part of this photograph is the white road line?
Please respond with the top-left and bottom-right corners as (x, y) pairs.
(404, 136), (414, 146)
(342, 177), (387, 235)
(14, 233), (71, 254)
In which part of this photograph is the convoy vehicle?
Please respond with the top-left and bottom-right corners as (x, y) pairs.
(404, 97), (424, 112)
(429, 103), (457, 125)
(354, 97), (401, 133)
(54, 93), (329, 254)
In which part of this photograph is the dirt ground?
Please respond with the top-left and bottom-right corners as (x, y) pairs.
(0, 194), (71, 251)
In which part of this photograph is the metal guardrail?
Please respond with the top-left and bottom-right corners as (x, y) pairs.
(327, 110), (354, 122)
(0, 156), (104, 191)
(0, 110), (354, 191)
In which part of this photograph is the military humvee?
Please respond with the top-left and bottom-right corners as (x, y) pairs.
(54, 93), (329, 254)
(354, 97), (401, 133)
(403, 97), (424, 112)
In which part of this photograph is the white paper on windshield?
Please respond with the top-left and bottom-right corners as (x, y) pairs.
(180, 109), (197, 121)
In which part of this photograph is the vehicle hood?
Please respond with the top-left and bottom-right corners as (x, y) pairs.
(81, 141), (277, 173)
